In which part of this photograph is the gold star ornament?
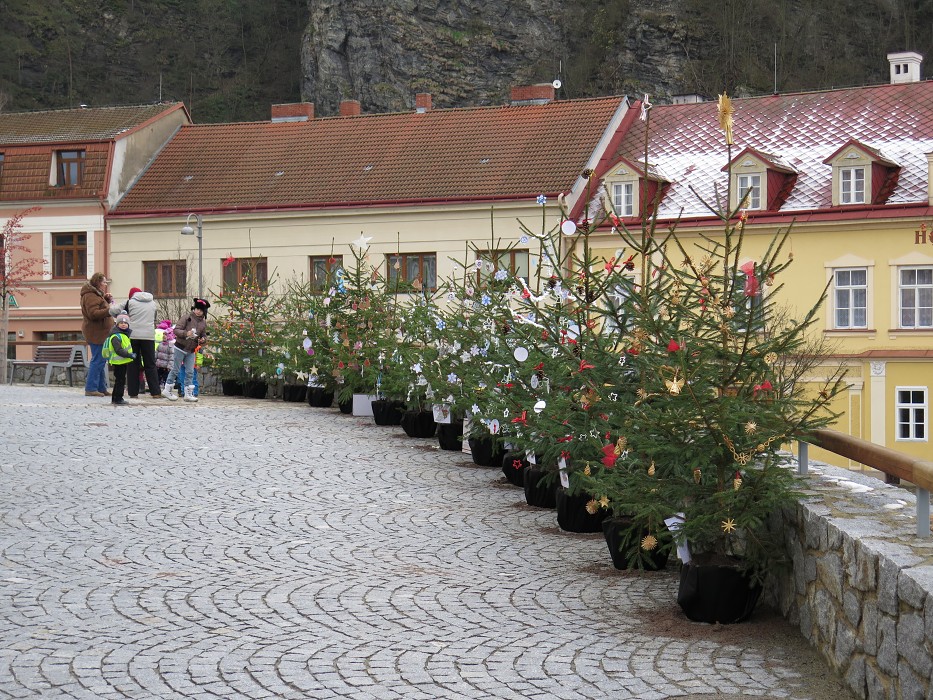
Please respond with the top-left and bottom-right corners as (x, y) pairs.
(722, 518), (737, 533)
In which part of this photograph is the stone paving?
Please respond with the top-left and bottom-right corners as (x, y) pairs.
(0, 385), (853, 699)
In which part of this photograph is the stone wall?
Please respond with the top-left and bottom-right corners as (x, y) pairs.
(9, 364), (88, 387)
(767, 461), (933, 700)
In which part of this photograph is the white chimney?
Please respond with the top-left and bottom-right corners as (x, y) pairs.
(887, 51), (923, 84)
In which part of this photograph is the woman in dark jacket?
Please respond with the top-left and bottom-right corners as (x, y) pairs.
(80, 272), (114, 396)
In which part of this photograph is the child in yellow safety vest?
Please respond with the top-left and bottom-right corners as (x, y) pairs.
(103, 314), (136, 406)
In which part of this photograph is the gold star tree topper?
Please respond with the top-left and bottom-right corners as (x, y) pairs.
(717, 93), (734, 145)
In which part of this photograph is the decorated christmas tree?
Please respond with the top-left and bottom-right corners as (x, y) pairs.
(212, 264), (279, 386)
(579, 95), (846, 581)
(325, 235), (397, 405)
(279, 271), (339, 396)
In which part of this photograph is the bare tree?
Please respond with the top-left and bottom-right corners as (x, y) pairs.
(154, 246), (199, 324)
(0, 208), (45, 379)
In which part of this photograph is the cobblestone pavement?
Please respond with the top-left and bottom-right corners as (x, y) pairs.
(0, 385), (853, 699)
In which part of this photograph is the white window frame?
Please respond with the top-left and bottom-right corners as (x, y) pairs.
(612, 182), (635, 217)
(840, 166), (866, 204)
(895, 386), (927, 442)
(825, 255), (874, 333)
(736, 173), (761, 210)
(833, 267), (868, 329)
(898, 266), (933, 329)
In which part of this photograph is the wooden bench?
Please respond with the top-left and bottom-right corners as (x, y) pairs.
(8, 345), (88, 386)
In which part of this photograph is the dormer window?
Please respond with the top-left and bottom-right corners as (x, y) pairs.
(840, 166), (865, 204)
(724, 148), (796, 212)
(612, 182), (634, 217)
(603, 158), (670, 220)
(736, 173), (761, 209)
(53, 149), (85, 187)
(823, 139), (900, 207)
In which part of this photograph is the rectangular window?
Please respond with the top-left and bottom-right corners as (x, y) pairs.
(899, 267), (933, 328)
(310, 255), (340, 293)
(476, 249), (530, 283)
(833, 268), (867, 329)
(6, 331), (14, 361)
(223, 257), (268, 293)
(840, 167), (865, 204)
(387, 253), (437, 291)
(143, 260), (187, 297)
(36, 331), (84, 342)
(55, 150), (85, 187)
(737, 174), (761, 209)
(604, 282), (634, 332)
(52, 232), (87, 278)
(896, 387), (927, 441)
(612, 182), (634, 217)
(0, 153), (5, 179)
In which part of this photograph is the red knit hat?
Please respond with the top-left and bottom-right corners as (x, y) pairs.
(128, 287), (142, 299)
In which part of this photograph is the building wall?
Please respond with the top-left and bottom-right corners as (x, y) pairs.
(589, 212), (933, 471)
(107, 201), (564, 303)
(110, 109), (189, 206)
(1, 203), (105, 360)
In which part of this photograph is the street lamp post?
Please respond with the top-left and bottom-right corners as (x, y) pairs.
(180, 213), (203, 299)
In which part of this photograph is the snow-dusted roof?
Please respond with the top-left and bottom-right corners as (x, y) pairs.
(613, 82), (933, 218)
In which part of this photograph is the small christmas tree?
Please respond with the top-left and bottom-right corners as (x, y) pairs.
(279, 272), (338, 394)
(325, 235), (396, 405)
(580, 95), (846, 580)
(213, 265), (279, 386)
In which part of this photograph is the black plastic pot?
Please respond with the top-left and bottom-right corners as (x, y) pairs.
(677, 560), (762, 624)
(468, 435), (503, 466)
(307, 387), (334, 408)
(436, 422), (462, 451)
(555, 488), (607, 533)
(372, 399), (405, 426)
(523, 468), (556, 508)
(243, 380), (268, 399)
(282, 384), (307, 402)
(601, 516), (670, 571)
(337, 398), (353, 414)
(501, 451), (528, 487)
(401, 410), (436, 438)
(221, 379), (243, 396)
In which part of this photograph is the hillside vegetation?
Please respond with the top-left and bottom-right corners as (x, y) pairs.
(1, 0), (930, 121)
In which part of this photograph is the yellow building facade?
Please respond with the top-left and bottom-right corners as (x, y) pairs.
(585, 72), (933, 469)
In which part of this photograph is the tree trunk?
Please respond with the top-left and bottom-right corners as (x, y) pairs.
(0, 293), (9, 382)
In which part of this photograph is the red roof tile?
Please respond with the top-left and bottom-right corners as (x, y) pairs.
(111, 97), (627, 215)
(614, 82), (933, 218)
(0, 104), (184, 145)
(0, 144), (110, 201)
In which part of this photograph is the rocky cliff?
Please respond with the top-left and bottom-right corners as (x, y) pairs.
(301, 0), (933, 116)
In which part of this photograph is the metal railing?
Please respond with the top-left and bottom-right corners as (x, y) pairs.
(797, 428), (933, 537)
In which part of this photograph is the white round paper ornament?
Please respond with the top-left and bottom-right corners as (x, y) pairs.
(513, 346), (529, 362)
(530, 375), (540, 389)
(561, 220), (577, 236)
(533, 400), (546, 413)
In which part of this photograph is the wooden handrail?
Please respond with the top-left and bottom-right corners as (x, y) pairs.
(806, 428), (933, 493)
(799, 428), (933, 537)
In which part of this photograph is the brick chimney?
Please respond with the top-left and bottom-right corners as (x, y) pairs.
(339, 99), (361, 117)
(415, 93), (432, 113)
(510, 83), (555, 106)
(271, 102), (315, 122)
(888, 51), (923, 84)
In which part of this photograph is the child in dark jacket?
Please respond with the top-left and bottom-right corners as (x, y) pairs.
(104, 314), (137, 405)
